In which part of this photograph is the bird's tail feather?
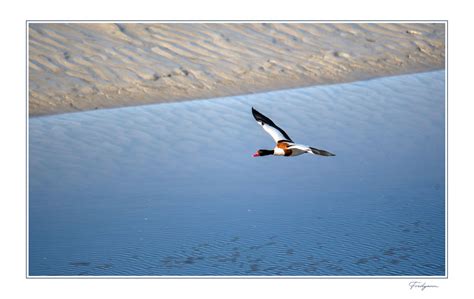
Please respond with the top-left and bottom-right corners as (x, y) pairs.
(309, 147), (335, 157)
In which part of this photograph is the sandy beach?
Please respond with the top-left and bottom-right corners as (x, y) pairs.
(28, 22), (445, 116)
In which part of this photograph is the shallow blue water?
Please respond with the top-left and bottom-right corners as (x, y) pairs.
(29, 71), (445, 276)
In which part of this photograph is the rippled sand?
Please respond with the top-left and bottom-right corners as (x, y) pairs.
(28, 23), (445, 116)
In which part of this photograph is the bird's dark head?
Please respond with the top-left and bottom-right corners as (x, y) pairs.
(252, 149), (274, 157)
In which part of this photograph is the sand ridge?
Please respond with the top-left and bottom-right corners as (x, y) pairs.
(28, 23), (445, 116)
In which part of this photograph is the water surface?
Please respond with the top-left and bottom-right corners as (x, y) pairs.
(29, 71), (445, 276)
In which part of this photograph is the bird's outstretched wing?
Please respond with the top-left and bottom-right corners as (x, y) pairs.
(287, 144), (336, 157)
(252, 107), (293, 143)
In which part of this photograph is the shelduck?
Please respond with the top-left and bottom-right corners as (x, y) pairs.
(252, 107), (335, 158)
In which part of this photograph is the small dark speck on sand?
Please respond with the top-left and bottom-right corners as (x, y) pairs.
(383, 248), (396, 256)
(69, 261), (90, 267)
(116, 24), (126, 33)
(399, 254), (410, 260)
(95, 263), (113, 270)
(370, 255), (381, 261)
(250, 264), (259, 272)
(355, 258), (369, 265)
(390, 259), (401, 265)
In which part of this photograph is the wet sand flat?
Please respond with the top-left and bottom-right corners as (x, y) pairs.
(28, 22), (445, 116)
(29, 71), (445, 276)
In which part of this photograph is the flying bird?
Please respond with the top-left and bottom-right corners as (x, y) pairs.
(252, 107), (335, 158)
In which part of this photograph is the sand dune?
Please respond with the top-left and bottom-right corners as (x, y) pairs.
(28, 23), (445, 116)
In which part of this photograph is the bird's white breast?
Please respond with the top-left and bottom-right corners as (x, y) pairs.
(273, 147), (286, 156)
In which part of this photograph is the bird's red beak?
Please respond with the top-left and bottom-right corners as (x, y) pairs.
(252, 152), (260, 157)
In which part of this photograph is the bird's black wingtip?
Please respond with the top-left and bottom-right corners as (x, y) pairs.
(310, 147), (336, 157)
(251, 107), (261, 120)
(322, 152), (336, 157)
